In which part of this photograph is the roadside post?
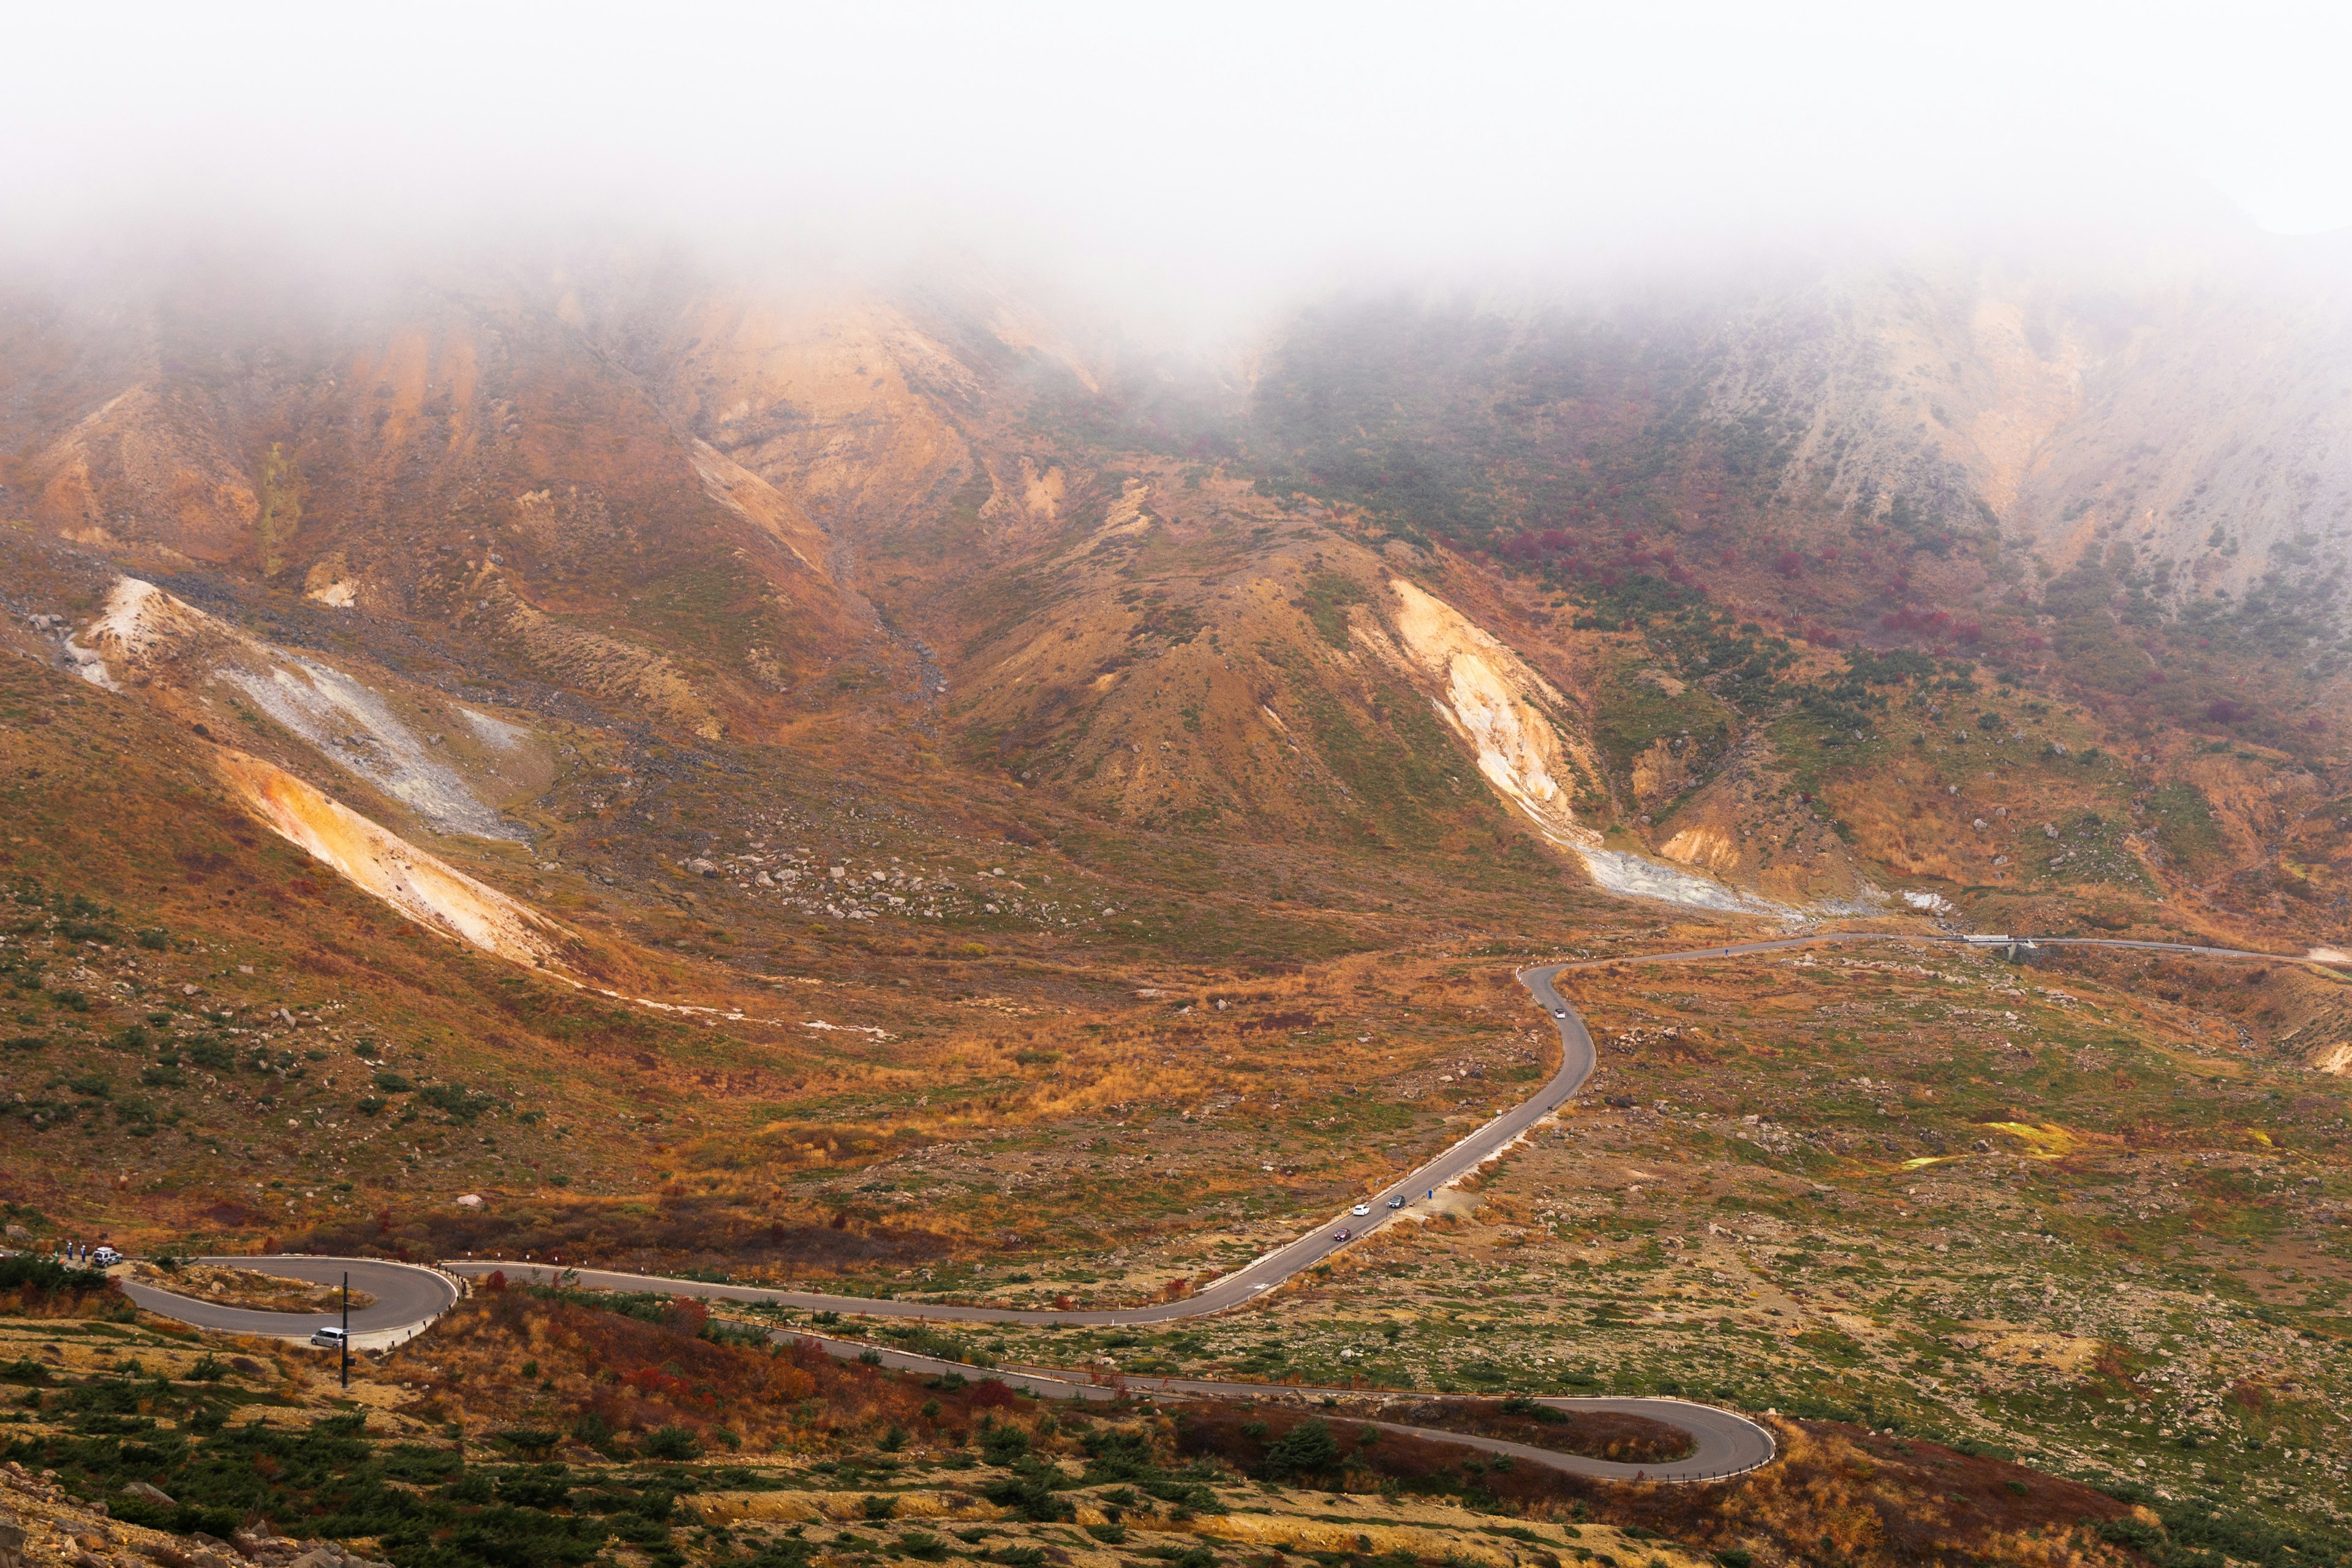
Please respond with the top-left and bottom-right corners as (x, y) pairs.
(341, 1273), (351, 1389)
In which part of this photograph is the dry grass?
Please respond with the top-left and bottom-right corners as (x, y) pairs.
(130, 1261), (374, 1312)
(370, 1283), (1051, 1456)
(1172, 1402), (2138, 1568)
(1340, 1396), (1692, 1464)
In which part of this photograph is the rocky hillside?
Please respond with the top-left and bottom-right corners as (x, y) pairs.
(9, 243), (2352, 948)
(7, 238), (2352, 1263)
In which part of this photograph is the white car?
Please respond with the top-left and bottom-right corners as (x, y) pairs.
(1351, 1204), (1371, 1217)
(1552, 1008), (1567, 1019)
(89, 1246), (123, 1267)
(311, 1326), (349, 1350)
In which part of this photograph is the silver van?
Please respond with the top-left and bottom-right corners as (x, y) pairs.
(311, 1326), (349, 1350)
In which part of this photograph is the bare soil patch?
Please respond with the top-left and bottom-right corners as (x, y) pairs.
(1357, 1394), (1694, 1462)
(135, 1262), (375, 1313)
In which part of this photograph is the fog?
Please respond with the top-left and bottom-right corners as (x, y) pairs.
(6, 2), (2349, 331)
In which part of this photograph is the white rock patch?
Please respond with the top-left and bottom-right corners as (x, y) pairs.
(1382, 576), (1789, 915)
(215, 748), (571, 970)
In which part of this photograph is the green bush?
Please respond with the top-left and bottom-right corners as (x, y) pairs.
(1079, 1429), (1154, 1482)
(0, 1257), (110, 1296)
(1259, 1419), (1339, 1479)
(979, 1476), (1071, 1523)
(417, 1082), (501, 1122)
(1, 1407), (661, 1567)
(1500, 1396), (1568, 1423)
(495, 1464), (573, 1508)
(639, 1426), (699, 1461)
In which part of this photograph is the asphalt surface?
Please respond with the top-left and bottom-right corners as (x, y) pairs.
(449, 930), (2309, 1330)
(760, 1327), (1773, 1483)
(445, 959), (1758, 1479)
(124, 925), (2309, 1480)
(116, 1256), (458, 1348)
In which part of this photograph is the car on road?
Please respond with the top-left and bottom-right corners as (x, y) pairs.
(1351, 1204), (1371, 1216)
(91, 1246), (123, 1267)
(1332, 1229), (1352, 1242)
(1386, 1196), (1406, 1209)
(1552, 1008), (1567, 1019)
(310, 1326), (349, 1350)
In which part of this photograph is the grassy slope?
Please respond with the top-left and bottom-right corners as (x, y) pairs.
(7, 277), (2352, 1562)
(0, 1277), (2173, 1568)
(946, 943), (2352, 1552)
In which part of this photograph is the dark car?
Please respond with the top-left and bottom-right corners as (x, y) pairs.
(1332, 1229), (1352, 1242)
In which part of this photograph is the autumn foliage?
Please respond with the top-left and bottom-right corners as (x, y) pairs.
(1172, 1403), (2141, 1568)
(377, 1289), (1044, 1456)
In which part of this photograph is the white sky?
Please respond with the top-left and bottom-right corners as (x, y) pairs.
(6, 1), (2348, 312)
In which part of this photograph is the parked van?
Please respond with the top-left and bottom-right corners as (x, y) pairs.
(311, 1326), (349, 1350)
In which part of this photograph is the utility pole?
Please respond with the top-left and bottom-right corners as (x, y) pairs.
(341, 1272), (351, 1390)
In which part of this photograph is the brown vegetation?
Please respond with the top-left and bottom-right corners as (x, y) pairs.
(1172, 1401), (2138, 1568)
(1352, 1396), (1692, 1463)
(130, 1262), (374, 1312)
(379, 1285), (1035, 1455)
(289, 1195), (952, 1277)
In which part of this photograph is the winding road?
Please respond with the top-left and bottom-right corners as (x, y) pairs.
(115, 1255), (459, 1349)
(125, 929), (2320, 1483)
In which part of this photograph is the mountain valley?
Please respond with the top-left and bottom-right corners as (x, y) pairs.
(6, 243), (2352, 1564)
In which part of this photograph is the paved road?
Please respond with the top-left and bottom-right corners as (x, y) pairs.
(449, 927), (2310, 1328)
(447, 957), (1751, 1478)
(445, 1030), (1589, 1330)
(130, 925), (2303, 1480)
(753, 1327), (1771, 1483)
(117, 1256), (458, 1349)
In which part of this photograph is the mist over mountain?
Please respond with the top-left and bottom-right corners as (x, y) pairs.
(7, 11), (2352, 1563)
